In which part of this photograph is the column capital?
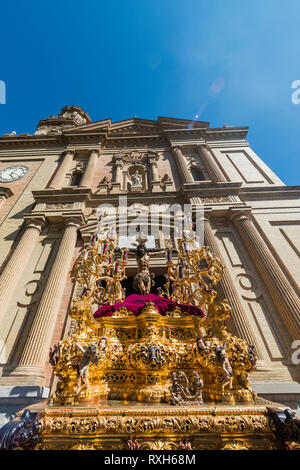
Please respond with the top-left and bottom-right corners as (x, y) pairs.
(63, 149), (75, 157)
(90, 149), (100, 157)
(149, 158), (158, 167)
(196, 142), (208, 149)
(171, 145), (183, 151)
(202, 211), (212, 222)
(23, 215), (46, 232)
(63, 215), (83, 228)
(227, 207), (252, 224)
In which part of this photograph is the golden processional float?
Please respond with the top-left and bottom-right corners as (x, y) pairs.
(1, 218), (299, 451)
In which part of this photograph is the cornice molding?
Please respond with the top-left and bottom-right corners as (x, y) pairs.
(183, 181), (243, 193)
(0, 117), (250, 149)
(88, 191), (180, 207)
(239, 185), (300, 200)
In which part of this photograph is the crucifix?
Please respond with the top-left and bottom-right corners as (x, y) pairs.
(128, 237), (165, 295)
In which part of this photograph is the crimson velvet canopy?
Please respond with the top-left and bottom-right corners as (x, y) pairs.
(93, 293), (205, 318)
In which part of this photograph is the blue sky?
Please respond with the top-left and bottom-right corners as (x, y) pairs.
(0, 0), (300, 184)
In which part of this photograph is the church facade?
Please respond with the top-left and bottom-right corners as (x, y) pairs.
(0, 105), (299, 427)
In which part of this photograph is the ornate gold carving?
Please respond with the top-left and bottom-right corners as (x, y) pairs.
(41, 224), (274, 451)
(36, 403), (280, 450)
(163, 240), (223, 309)
(49, 227), (257, 406)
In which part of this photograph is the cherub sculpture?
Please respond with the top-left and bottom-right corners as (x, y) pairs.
(49, 343), (60, 367)
(75, 338), (107, 396)
(215, 345), (233, 392)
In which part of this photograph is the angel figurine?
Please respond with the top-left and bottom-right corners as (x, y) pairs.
(215, 345), (234, 392)
(74, 339), (107, 396)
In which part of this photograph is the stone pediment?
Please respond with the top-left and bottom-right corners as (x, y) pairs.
(109, 121), (159, 137)
(50, 116), (211, 138)
(64, 118), (160, 138)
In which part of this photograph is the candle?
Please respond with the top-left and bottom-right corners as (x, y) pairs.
(108, 256), (112, 264)
(103, 242), (108, 254)
(114, 261), (119, 273)
(166, 249), (171, 261)
(123, 249), (127, 260)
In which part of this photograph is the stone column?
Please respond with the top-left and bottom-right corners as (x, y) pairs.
(150, 160), (160, 182)
(0, 218), (45, 326)
(149, 156), (162, 192)
(230, 209), (300, 341)
(11, 217), (80, 380)
(203, 216), (264, 359)
(114, 161), (122, 184)
(197, 144), (227, 182)
(49, 150), (75, 189)
(80, 149), (99, 188)
(110, 157), (122, 194)
(172, 146), (194, 184)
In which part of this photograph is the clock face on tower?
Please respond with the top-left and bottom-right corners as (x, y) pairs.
(0, 165), (29, 183)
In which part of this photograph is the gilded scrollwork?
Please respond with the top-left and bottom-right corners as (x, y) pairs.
(36, 404), (280, 451)
(40, 229), (276, 450)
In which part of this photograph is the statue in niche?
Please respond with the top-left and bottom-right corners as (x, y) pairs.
(130, 170), (143, 187)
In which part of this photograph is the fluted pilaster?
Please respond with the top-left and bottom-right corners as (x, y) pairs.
(11, 218), (80, 379)
(80, 149), (99, 188)
(197, 144), (226, 182)
(49, 150), (75, 189)
(230, 209), (300, 340)
(0, 218), (45, 326)
(172, 146), (194, 184)
(203, 216), (264, 359)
